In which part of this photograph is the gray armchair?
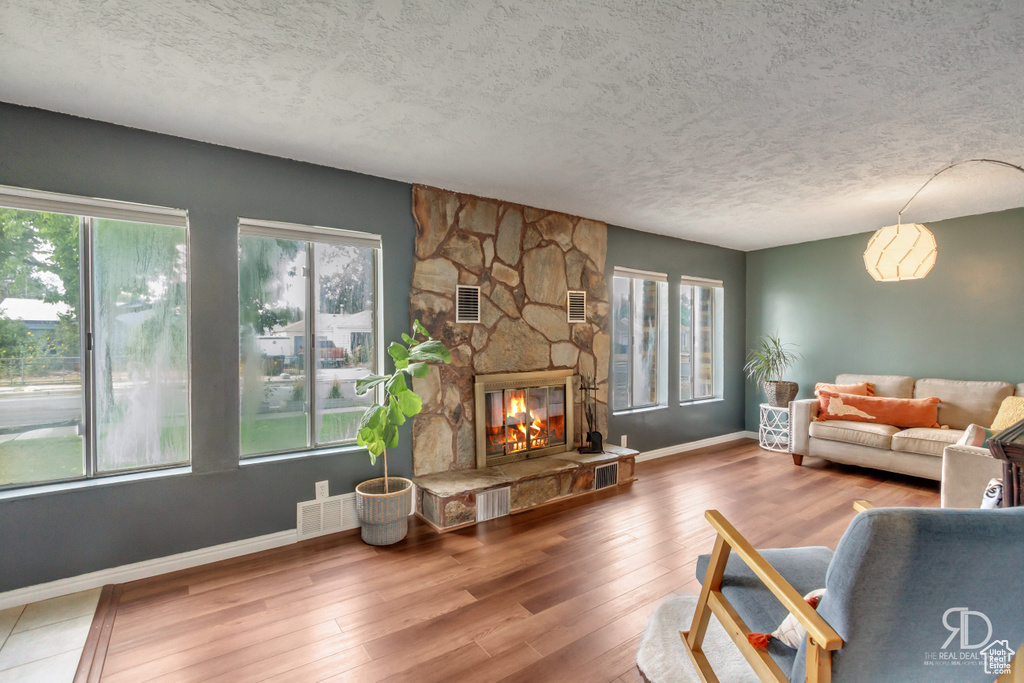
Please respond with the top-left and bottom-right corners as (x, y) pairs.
(683, 505), (1024, 681)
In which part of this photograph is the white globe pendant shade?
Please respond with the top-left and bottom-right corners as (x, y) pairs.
(863, 223), (937, 282)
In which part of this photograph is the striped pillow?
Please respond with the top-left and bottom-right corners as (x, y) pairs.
(959, 423), (998, 449)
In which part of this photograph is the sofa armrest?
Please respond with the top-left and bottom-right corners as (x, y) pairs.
(789, 399), (819, 456)
(941, 444), (1004, 509)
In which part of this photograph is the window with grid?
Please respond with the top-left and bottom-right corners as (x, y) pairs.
(238, 218), (381, 458)
(611, 268), (668, 411)
(680, 277), (723, 403)
(0, 185), (189, 489)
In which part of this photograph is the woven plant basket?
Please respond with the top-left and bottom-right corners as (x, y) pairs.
(764, 381), (799, 408)
(355, 477), (413, 546)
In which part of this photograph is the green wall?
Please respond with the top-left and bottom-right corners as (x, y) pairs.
(745, 207), (1024, 429)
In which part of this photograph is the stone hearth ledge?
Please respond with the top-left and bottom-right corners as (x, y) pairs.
(413, 444), (638, 531)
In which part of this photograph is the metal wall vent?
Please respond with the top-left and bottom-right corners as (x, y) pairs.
(456, 285), (481, 323)
(595, 463), (618, 490)
(297, 493), (359, 541)
(476, 487), (511, 522)
(567, 290), (587, 323)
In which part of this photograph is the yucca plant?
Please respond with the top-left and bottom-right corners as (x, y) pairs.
(743, 334), (800, 385)
(744, 334), (801, 406)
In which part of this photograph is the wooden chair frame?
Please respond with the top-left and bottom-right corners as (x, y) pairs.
(678, 504), (873, 683)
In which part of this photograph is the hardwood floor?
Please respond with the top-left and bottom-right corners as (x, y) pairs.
(99, 440), (938, 682)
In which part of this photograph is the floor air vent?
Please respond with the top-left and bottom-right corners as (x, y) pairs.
(595, 463), (618, 490)
(297, 493), (359, 540)
(476, 487), (511, 522)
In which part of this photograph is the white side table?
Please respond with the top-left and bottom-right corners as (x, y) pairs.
(759, 403), (790, 453)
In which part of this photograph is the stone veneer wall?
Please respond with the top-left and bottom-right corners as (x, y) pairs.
(409, 185), (610, 477)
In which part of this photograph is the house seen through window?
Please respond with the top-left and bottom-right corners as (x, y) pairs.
(238, 219), (381, 458)
(0, 187), (189, 489)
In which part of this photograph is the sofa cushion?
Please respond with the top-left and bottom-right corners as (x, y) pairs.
(959, 423), (999, 449)
(914, 378), (1014, 430)
(816, 391), (940, 429)
(992, 396), (1024, 430)
(814, 381), (873, 397)
(891, 427), (964, 457)
(809, 420), (900, 449)
(836, 374), (914, 398)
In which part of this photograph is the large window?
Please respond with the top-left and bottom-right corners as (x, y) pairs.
(612, 268), (668, 411)
(238, 219), (380, 458)
(680, 277), (723, 402)
(0, 186), (189, 489)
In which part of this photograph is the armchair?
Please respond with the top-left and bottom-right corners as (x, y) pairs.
(682, 504), (1024, 681)
(941, 443), (1004, 508)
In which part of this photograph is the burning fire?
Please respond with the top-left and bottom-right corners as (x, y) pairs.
(508, 394), (547, 451)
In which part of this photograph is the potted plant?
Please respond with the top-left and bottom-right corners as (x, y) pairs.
(744, 334), (801, 407)
(353, 320), (450, 545)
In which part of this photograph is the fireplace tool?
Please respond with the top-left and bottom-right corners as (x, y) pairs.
(578, 372), (603, 453)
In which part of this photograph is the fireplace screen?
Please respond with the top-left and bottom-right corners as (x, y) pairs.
(485, 386), (566, 458)
(474, 370), (575, 468)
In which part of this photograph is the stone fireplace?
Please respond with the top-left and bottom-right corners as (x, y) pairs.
(408, 185), (610, 478)
(407, 186), (636, 532)
(475, 369), (575, 468)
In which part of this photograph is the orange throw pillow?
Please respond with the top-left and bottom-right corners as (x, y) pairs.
(814, 382), (875, 397)
(816, 390), (940, 428)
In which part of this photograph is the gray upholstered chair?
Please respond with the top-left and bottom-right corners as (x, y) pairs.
(682, 505), (1024, 682)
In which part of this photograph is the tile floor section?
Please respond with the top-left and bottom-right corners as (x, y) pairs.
(0, 588), (100, 682)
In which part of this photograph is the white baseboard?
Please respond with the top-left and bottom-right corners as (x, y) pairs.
(635, 430), (756, 463)
(0, 528), (296, 611)
(0, 486), (420, 611)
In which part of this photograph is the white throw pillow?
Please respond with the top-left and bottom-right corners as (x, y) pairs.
(771, 589), (826, 649)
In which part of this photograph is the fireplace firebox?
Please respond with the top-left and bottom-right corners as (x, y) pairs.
(474, 370), (576, 468)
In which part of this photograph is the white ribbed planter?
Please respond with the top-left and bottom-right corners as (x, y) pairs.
(355, 477), (413, 546)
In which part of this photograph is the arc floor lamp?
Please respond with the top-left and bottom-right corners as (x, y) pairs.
(864, 158), (1024, 282)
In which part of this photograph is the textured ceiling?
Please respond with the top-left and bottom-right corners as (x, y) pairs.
(1, 1), (1023, 250)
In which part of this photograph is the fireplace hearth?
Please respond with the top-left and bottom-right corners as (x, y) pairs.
(474, 370), (575, 468)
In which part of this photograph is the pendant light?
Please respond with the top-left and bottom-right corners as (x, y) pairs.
(865, 159), (1024, 282)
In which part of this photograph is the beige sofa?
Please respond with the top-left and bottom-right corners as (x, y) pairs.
(790, 374), (1021, 505)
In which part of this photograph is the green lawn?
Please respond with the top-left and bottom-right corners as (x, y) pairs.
(241, 411), (363, 456)
(0, 436), (84, 487)
(1, 411), (364, 487)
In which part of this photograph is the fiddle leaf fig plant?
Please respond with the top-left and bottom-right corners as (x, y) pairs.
(354, 320), (451, 490)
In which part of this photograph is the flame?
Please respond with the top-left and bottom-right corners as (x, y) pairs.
(507, 392), (547, 451)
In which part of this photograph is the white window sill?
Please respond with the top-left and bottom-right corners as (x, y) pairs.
(680, 397), (725, 407)
(240, 443), (367, 466)
(612, 404), (669, 417)
(0, 465), (192, 502)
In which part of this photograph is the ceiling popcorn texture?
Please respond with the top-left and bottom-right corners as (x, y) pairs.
(0, 1), (1022, 250)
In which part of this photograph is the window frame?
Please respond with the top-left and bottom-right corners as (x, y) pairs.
(0, 184), (191, 491)
(237, 218), (383, 460)
(680, 276), (724, 405)
(611, 267), (668, 413)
